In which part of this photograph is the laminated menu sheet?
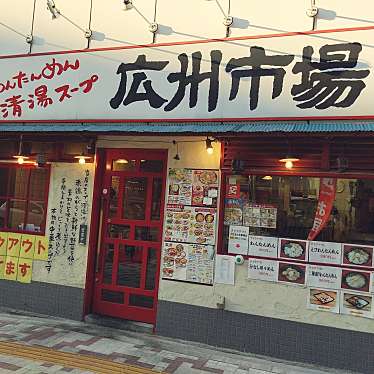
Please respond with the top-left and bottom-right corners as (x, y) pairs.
(164, 205), (216, 245)
(162, 242), (214, 285)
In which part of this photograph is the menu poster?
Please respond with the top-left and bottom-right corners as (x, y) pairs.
(278, 262), (306, 286)
(279, 238), (308, 262)
(162, 242), (188, 280)
(164, 205), (216, 245)
(167, 168), (193, 205)
(224, 198), (243, 225)
(307, 265), (342, 290)
(228, 226), (249, 255)
(186, 244), (215, 284)
(190, 207), (216, 245)
(308, 288), (340, 314)
(308, 241), (342, 265)
(248, 258), (279, 283)
(164, 205), (191, 242)
(243, 203), (277, 229)
(340, 291), (374, 318)
(341, 269), (372, 293)
(215, 255), (235, 285)
(162, 242), (214, 285)
(191, 170), (219, 207)
(342, 243), (374, 268)
(248, 235), (278, 258)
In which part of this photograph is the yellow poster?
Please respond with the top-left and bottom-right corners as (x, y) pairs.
(3, 256), (19, 281)
(17, 258), (33, 284)
(0, 232), (8, 256)
(6, 233), (21, 257)
(34, 237), (49, 261)
(19, 234), (36, 259)
(0, 256), (5, 279)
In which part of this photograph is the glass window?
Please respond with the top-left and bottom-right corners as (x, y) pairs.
(222, 175), (374, 252)
(0, 165), (49, 234)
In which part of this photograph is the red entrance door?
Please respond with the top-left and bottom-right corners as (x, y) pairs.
(93, 149), (167, 324)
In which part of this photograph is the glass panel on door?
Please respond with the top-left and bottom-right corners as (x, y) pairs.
(122, 177), (147, 220)
(117, 245), (142, 288)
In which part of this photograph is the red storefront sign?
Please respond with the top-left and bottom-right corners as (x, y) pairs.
(308, 178), (337, 241)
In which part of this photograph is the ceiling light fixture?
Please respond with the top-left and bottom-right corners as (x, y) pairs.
(173, 140), (180, 161)
(206, 137), (214, 155)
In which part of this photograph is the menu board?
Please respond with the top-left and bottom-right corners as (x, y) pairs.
(243, 203), (277, 228)
(248, 258), (279, 282)
(308, 241), (342, 265)
(167, 168), (193, 205)
(161, 242), (214, 285)
(164, 168), (219, 286)
(307, 265), (342, 290)
(164, 205), (216, 245)
(308, 288), (340, 314)
(167, 168), (219, 207)
(340, 291), (373, 318)
(248, 235), (278, 258)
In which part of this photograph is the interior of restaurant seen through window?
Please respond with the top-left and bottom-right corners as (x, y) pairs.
(222, 175), (374, 252)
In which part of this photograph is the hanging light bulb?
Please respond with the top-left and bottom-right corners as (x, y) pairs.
(279, 156), (300, 170)
(17, 156), (26, 165)
(74, 153), (91, 164)
(206, 137), (214, 155)
(13, 135), (29, 164)
(262, 175), (272, 180)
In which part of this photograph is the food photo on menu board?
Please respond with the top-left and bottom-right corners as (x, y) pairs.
(342, 243), (374, 268)
(190, 207), (216, 245)
(340, 292), (373, 318)
(224, 198), (243, 225)
(278, 262), (306, 285)
(191, 170), (219, 207)
(168, 168), (193, 205)
(243, 203), (277, 228)
(308, 288), (340, 314)
(278, 239), (308, 262)
(341, 269), (372, 293)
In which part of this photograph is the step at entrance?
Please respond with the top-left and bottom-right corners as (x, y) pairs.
(84, 314), (154, 334)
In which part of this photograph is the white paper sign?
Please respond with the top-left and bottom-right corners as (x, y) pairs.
(215, 255), (235, 285)
(248, 258), (279, 283)
(0, 29), (373, 122)
(248, 235), (278, 258)
(308, 241), (342, 265)
(340, 291), (374, 319)
(307, 265), (342, 290)
(308, 288), (340, 314)
(228, 226), (249, 255)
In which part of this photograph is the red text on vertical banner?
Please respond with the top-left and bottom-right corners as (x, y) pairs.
(307, 178), (337, 241)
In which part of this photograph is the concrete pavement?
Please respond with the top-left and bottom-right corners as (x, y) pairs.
(0, 311), (359, 374)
